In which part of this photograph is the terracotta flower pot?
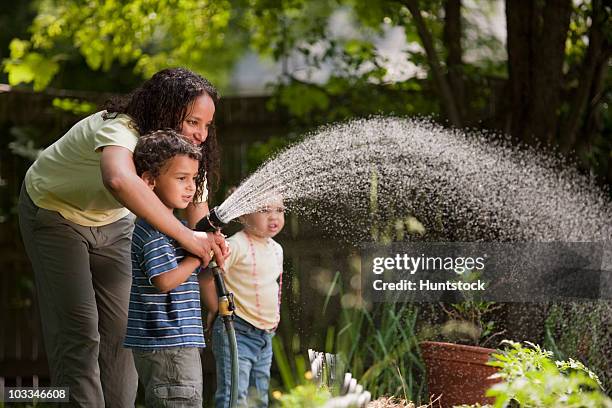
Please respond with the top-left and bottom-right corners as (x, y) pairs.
(420, 341), (499, 408)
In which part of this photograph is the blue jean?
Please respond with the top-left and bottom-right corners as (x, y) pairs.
(212, 316), (274, 408)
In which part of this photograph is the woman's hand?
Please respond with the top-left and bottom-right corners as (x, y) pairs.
(215, 230), (231, 260)
(185, 202), (230, 265)
(183, 230), (226, 267)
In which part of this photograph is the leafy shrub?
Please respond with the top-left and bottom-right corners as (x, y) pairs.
(486, 340), (611, 408)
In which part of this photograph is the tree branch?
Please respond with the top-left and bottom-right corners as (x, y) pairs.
(561, 0), (611, 151)
(404, 0), (462, 127)
(444, 0), (465, 119)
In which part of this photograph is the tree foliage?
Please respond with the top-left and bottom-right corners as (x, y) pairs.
(3, 0), (611, 180)
(247, 0), (612, 180)
(3, 0), (244, 89)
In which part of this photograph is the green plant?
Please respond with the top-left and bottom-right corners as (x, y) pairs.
(486, 340), (611, 408)
(438, 300), (504, 347)
(418, 259), (504, 348)
(543, 302), (611, 392)
(273, 383), (331, 408)
(272, 334), (308, 391)
(331, 286), (426, 401)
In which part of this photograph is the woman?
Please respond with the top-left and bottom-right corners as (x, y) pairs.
(18, 68), (226, 407)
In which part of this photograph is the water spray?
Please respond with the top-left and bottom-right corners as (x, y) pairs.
(195, 209), (238, 408)
(194, 117), (611, 400)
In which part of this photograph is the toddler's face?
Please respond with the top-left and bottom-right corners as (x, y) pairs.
(242, 203), (285, 239)
(149, 155), (199, 210)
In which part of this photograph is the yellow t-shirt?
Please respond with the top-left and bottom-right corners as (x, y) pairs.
(224, 230), (283, 331)
(25, 111), (139, 226)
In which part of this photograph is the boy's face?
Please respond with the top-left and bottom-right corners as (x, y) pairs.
(242, 203), (285, 239)
(143, 155), (199, 210)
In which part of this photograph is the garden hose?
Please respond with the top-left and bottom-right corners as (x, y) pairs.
(196, 210), (239, 408)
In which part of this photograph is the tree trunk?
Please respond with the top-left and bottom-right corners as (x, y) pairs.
(444, 0), (465, 121)
(581, 53), (611, 154)
(506, 0), (572, 145)
(561, 0), (612, 152)
(405, 0), (463, 128)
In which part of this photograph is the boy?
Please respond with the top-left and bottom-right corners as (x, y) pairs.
(206, 198), (285, 408)
(124, 129), (214, 407)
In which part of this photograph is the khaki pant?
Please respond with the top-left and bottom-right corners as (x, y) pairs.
(18, 185), (138, 407)
(132, 347), (203, 408)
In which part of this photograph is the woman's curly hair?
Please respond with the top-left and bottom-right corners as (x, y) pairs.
(133, 130), (202, 180)
(103, 67), (220, 202)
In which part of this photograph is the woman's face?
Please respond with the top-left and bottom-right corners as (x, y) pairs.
(180, 93), (215, 146)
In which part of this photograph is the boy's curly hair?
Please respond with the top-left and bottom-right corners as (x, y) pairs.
(133, 130), (202, 179)
(103, 67), (220, 201)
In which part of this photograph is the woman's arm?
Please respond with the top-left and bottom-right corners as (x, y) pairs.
(100, 145), (225, 266)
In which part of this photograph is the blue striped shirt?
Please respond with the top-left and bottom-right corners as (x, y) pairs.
(124, 218), (205, 349)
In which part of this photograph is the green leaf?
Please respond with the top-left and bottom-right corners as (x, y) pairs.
(52, 98), (97, 115)
(9, 39), (30, 59)
(4, 52), (60, 90)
